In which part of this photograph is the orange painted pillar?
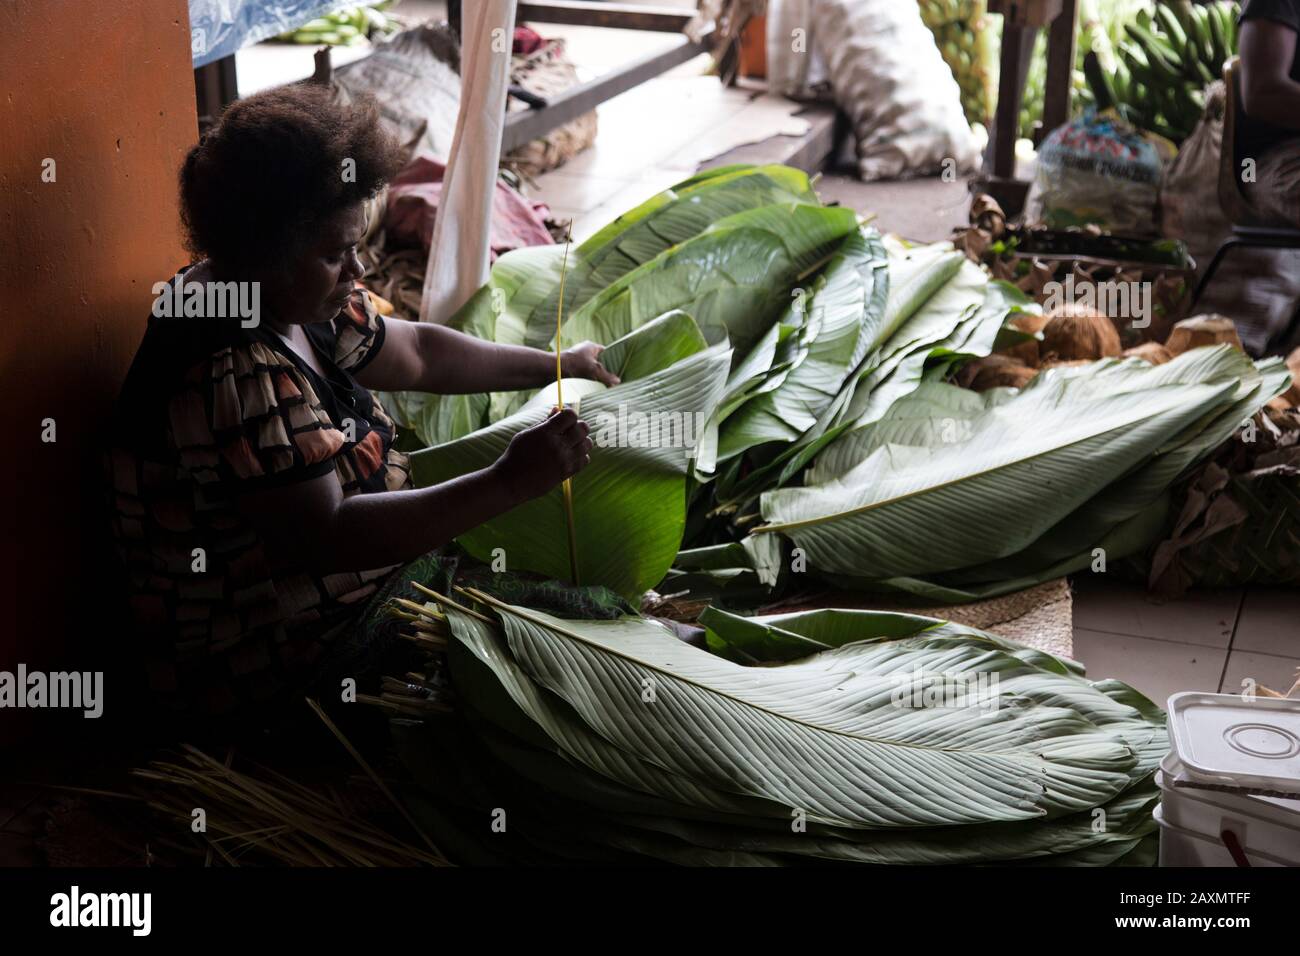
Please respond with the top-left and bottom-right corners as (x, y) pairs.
(0, 0), (199, 745)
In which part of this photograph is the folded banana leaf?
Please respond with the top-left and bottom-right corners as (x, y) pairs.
(716, 228), (888, 461)
(390, 589), (1164, 865)
(710, 241), (1012, 507)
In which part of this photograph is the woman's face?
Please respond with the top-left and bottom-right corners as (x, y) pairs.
(266, 202), (368, 325)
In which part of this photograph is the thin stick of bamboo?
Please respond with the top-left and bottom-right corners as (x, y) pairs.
(554, 221), (581, 585)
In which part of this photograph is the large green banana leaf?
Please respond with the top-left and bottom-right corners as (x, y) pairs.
(930, 350), (1292, 587)
(558, 203), (857, 353)
(426, 678), (1160, 865)
(853, 495), (1176, 604)
(756, 346), (1260, 580)
(397, 165), (824, 445)
(482, 201), (857, 426)
(716, 228), (888, 460)
(409, 316), (731, 599)
(524, 163), (820, 350)
(711, 245), (999, 506)
(438, 592), (1165, 840)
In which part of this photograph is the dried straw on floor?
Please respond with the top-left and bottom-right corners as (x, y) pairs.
(134, 741), (448, 868)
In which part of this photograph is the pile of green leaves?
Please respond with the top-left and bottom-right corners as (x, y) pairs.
(391, 590), (1165, 865)
(752, 345), (1290, 603)
(392, 162), (1288, 610)
(397, 165), (1024, 600)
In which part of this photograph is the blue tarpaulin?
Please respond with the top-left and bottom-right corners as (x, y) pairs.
(189, 0), (344, 66)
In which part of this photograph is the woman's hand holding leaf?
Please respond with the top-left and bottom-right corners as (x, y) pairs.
(561, 340), (621, 387)
(491, 408), (593, 502)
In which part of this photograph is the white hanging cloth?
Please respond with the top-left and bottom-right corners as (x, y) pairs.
(419, 0), (518, 323)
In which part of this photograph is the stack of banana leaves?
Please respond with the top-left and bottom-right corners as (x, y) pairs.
(390, 588), (1166, 865)
(395, 164), (1036, 601)
(377, 164), (1296, 865)
(745, 344), (1290, 604)
(390, 163), (1289, 606)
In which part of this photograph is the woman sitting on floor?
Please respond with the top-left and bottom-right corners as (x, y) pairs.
(108, 84), (613, 724)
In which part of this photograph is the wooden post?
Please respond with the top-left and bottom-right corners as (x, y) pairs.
(984, 0), (1071, 180)
(1040, 0), (1078, 143)
(988, 24), (1038, 178)
(194, 53), (237, 132)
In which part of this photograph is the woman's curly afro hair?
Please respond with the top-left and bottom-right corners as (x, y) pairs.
(180, 83), (404, 275)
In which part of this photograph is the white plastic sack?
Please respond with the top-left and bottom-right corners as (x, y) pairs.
(811, 0), (978, 181)
(419, 0), (517, 323)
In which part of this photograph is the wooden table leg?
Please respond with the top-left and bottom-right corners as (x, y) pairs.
(1040, 0), (1079, 143)
(987, 23), (1040, 178)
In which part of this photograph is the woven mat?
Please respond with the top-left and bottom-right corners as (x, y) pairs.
(760, 578), (1075, 660)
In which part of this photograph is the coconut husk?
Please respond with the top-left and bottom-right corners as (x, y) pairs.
(1268, 396), (1294, 414)
(1165, 314), (1243, 356)
(1122, 341), (1173, 365)
(1000, 311), (1050, 367)
(969, 193), (1007, 239)
(958, 354), (1037, 391)
(1040, 302), (1122, 362)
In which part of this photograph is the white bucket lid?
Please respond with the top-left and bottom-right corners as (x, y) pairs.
(1167, 692), (1300, 792)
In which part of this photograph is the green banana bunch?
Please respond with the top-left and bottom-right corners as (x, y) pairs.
(923, 1), (995, 125)
(276, 3), (398, 47)
(1113, 0), (1239, 143)
(918, 0), (981, 30)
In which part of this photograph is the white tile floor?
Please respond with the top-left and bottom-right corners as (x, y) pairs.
(1072, 575), (1298, 706)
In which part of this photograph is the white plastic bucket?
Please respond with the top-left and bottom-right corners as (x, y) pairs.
(1154, 805), (1293, 867)
(1156, 757), (1300, 866)
(1158, 693), (1300, 867)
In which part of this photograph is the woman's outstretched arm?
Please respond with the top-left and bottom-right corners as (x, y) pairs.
(236, 409), (591, 573)
(355, 318), (619, 394)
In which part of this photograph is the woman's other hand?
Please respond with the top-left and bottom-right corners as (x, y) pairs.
(561, 341), (621, 387)
(492, 408), (593, 502)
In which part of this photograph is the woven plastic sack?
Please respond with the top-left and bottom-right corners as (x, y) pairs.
(506, 39), (598, 178)
(1159, 81), (1231, 273)
(811, 0), (979, 181)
